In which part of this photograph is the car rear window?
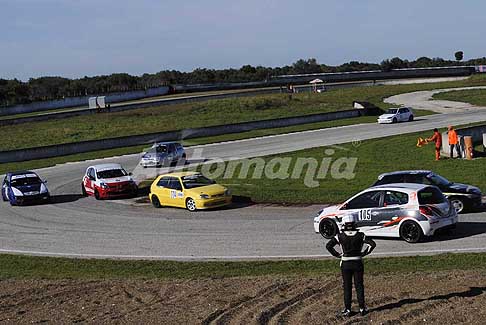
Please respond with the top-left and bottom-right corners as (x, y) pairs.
(418, 187), (446, 204)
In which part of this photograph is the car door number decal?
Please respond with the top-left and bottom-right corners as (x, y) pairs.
(170, 190), (177, 199)
(358, 209), (372, 221)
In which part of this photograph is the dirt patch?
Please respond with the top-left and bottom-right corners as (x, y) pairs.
(1, 270), (486, 324)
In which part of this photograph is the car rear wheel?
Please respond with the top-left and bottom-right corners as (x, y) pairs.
(400, 221), (423, 243)
(94, 190), (101, 200)
(186, 198), (197, 212)
(151, 195), (162, 208)
(450, 198), (465, 214)
(408, 115), (414, 122)
(319, 219), (338, 239)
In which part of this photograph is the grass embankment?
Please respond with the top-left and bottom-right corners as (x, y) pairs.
(206, 126), (486, 204)
(2, 74), (486, 152)
(1, 253), (486, 280)
(432, 88), (486, 106)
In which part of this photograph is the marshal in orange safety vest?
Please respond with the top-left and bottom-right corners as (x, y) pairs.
(448, 126), (461, 158)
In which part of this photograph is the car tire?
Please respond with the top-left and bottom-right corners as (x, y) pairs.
(151, 195), (162, 208)
(319, 219), (338, 239)
(131, 186), (138, 198)
(450, 197), (465, 214)
(94, 190), (101, 200)
(408, 115), (414, 122)
(81, 184), (88, 197)
(392, 117), (398, 123)
(186, 198), (197, 212)
(400, 221), (423, 243)
(2, 188), (7, 202)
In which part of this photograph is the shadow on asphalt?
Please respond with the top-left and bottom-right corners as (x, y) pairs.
(432, 221), (486, 242)
(48, 194), (84, 204)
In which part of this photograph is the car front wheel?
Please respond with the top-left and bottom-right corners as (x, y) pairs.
(186, 198), (197, 212)
(81, 184), (88, 197)
(400, 221), (423, 243)
(450, 198), (465, 214)
(94, 190), (101, 200)
(319, 219), (338, 239)
(392, 117), (398, 123)
(408, 115), (414, 122)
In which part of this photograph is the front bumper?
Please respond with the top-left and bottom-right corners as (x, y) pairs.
(140, 160), (161, 167)
(14, 193), (50, 205)
(377, 118), (393, 124)
(196, 196), (232, 209)
(98, 184), (137, 198)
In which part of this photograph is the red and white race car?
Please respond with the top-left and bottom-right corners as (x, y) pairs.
(81, 163), (138, 200)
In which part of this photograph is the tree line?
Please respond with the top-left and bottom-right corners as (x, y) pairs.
(1, 56), (486, 107)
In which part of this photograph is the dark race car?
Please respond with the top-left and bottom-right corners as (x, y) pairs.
(2, 171), (50, 206)
(373, 170), (482, 213)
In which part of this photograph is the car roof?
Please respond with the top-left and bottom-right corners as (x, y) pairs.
(378, 170), (432, 178)
(158, 171), (201, 178)
(90, 163), (123, 171)
(370, 183), (431, 192)
(8, 170), (37, 176)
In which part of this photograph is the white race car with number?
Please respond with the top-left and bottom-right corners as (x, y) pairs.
(313, 183), (457, 243)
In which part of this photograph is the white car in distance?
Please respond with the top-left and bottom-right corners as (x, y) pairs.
(378, 107), (414, 124)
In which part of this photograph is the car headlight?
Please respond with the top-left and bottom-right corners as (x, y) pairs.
(100, 182), (109, 189)
(12, 187), (23, 196)
(200, 194), (210, 199)
(40, 183), (48, 194)
(224, 189), (231, 196)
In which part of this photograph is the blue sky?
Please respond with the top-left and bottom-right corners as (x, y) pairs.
(1, 0), (485, 80)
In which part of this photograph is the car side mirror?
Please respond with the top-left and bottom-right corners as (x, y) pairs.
(128, 172), (132, 176)
(43, 180), (48, 184)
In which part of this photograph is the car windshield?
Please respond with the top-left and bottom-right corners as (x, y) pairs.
(181, 175), (215, 189)
(155, 145), (168, 153)
(11, 176), (40, 187)
(387, 109), (398, 114)
(97, 169), (127, 179)
(428, 174), (451, 187)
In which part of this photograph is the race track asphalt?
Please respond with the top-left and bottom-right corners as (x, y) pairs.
(1, 88), (486, 260)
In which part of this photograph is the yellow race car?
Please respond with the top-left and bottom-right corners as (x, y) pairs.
(149, 172), (232, 211)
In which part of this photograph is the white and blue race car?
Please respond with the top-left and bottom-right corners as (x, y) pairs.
(2, 171), (50, 206)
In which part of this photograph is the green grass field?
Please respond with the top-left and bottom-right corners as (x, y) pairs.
(201, 125), (486, 204)
(433, 88), (486, 106)
(1, 253), (486, 280)
(1, 74), (486, 152)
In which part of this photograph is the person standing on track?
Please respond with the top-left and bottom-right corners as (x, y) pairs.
(448, 126), (461, 158)
(427, 128), (442, 161)
(326, 215), (376, 317)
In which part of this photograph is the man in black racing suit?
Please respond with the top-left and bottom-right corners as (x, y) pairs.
(326, 214), (376, 317)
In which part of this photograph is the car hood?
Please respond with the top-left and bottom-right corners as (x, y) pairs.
(448, 183), (482, 195)
(315, 204), (340, 221)
(13, 183), (41, 193)
(100, 176), (133, 183)
(186, 184), (227, 196)
(142, 152), (167, 159)
(378, 113), (396, 119)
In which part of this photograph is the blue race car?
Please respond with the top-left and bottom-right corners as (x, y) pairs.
(2, 171), (50, 206)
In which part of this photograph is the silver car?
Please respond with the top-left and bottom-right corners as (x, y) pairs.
(140, 142), (186, 168)
(313, 183), (457, 243)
